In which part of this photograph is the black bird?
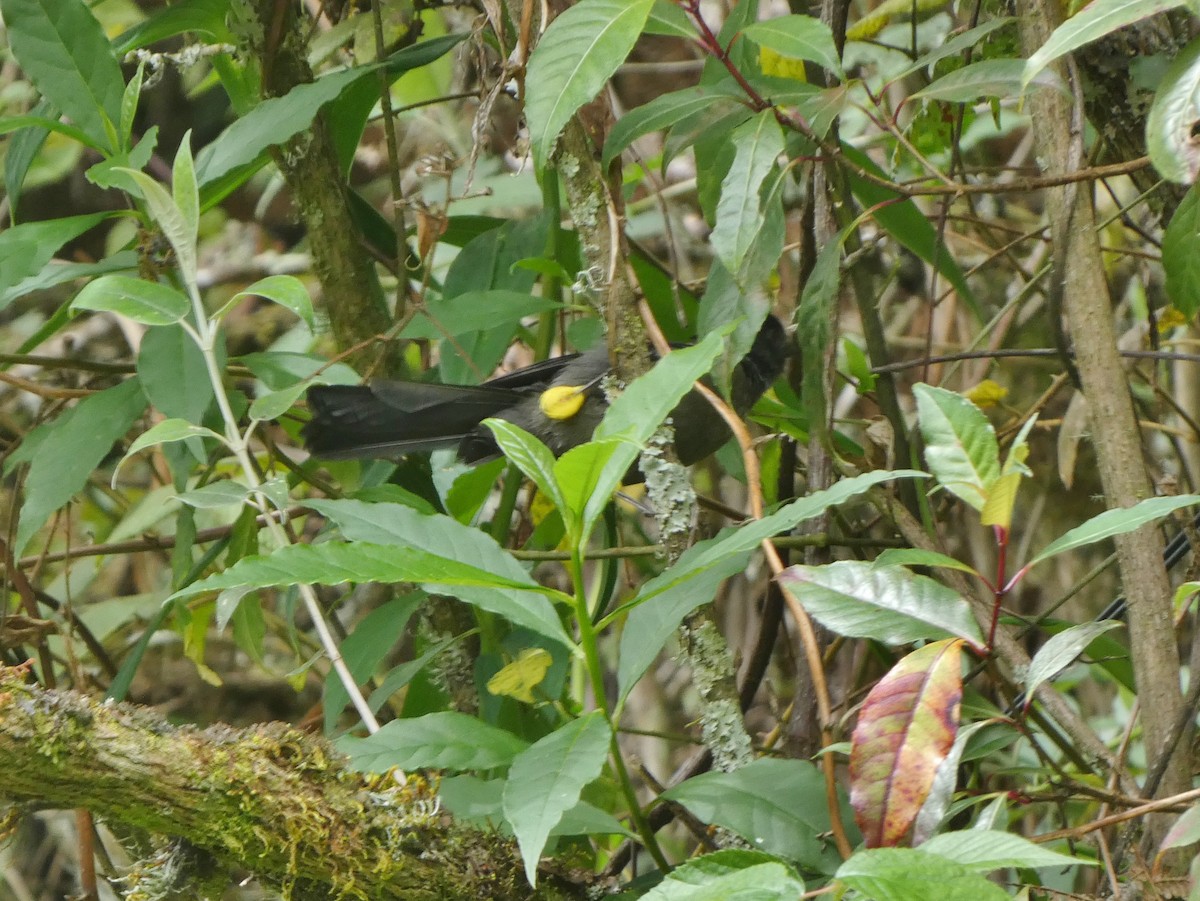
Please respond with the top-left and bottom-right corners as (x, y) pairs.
(303, 316), (789, 473)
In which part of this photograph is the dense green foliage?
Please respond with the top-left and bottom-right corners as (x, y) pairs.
(3, 0), (1200, 898)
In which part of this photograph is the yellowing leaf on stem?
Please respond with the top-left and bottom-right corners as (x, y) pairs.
(488, 648), (553, 703)
(965, 379), (1007, 408)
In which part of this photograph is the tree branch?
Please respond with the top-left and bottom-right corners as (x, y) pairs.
(0, 667), (579, 900)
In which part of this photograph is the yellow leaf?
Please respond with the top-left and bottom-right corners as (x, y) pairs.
(1158, 306), (1188, 332)
(487, 648), (553, 703)
(760, 47), (808, 81)
(981, 470), (1021, 529)
(964, 379), (1007, 408)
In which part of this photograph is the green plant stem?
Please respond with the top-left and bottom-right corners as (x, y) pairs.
(181, 277), (380, 734)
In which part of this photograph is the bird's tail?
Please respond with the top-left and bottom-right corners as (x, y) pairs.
(303, 381), (526, 460)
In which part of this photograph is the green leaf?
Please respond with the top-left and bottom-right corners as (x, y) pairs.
(912, 59), (1066, 103)
(710, 111), (785, 282)
(525, 0), (655, 170)
(914, 384), (999, 512)
(1163, 182), (1200, 317)
(1024, 620), (1124, 701)
(553, 438), (627, 535)
(741, 15), (841, 75)
(894, 18), (1016, 82)
(603, 84), (743, 169)
(1146, 34), (1200, 184)
(324, 592), (424, 732)
(248, 383), (307, 422)
(367, 630), (460, 715)
(645, 0), (694, 39)
(9, 379), (147, 554)
(615, 470), (928, 699)
(123, 419), (223, 459)
(582, 330), (730, 531)
(643, 852), (805, 900)
(112, 0), (233, 54)
(873, 548), (977, 575)
(1023, 0), (1185, 92)
(837, 848), (1011, 901)
(399, 290), (562, 340)
(1, 251), (137, 309)
(176, 480), (251, 510)
(485, 420), (570, 526)
(1028, 494), (1200, 567)
(171, 538), (573, 648)
(920, 830), (1092, 871)
(137, 323), (216, 425)
(503, 712), (612, 885)
(71, 275), (190, 326)
(779, 561), (983, 646)
(0, 213), (112, 301)
(223, 275), (315, 331)
(172, 135), (200, 248)
(664, 758), (849, 869)
(0, 0), (124, 150)
(122, 170), (199, 284)
(338, 711), (529, 772)
(843, 145), (979, 319)
(194, 66), (370, 188)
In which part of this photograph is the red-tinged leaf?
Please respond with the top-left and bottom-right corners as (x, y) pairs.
(850, 639), (964, 848)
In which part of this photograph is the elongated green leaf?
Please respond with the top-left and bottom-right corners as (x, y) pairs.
(742, 15), (841, 75)
(122, 170), (199, 284)
(8, 379), (148, 554)
(895, 18), (1016, 81)
(873, 548), (977, 575)
(123, 419), (223, 459)
(176, 481), (250, 510)
(1148, 35), (1200, 184)
(645, 0), (694, 39)
(2, 251), (137, 309)
(711, 111), (785, 282)
(643, 852), (805, 901)
(170, 539), (573, 647)
(399, 290), (562, 340)
(0, 213), (111, 301)
(780, 561), (983, 646)
(603, 84), (743, 168)
(137, 323), (215, 425)
(71, 275), (190, 326)
(486, 420), (570, 524)
(1029, 494), (1200, 567)
(1023, 0), (1185, 91)
(1163, 182), (1200, 317)
(914, 384), (999, 512)
(503, 712), (611, 885)
(525, 0), (655, 170)
(193, 66), (366, 187)
(1024, 621), (1124, 701)
(664, 758), (849, 869)
(615, 469), (927, 700)
(843, 145), (979, 319)
(338, 711), (529, 772)
(921, 830), (1091, 872)
(837, 848), (1010, 901)
(913, 59), (1065, 103)
(0, 0), (124, 149)
(323, 592), (424, 732)
(112, 0), (233, 54)
(584, 330), (729, 530)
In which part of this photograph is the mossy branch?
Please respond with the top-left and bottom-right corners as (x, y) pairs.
(0, 667), (580, 900)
